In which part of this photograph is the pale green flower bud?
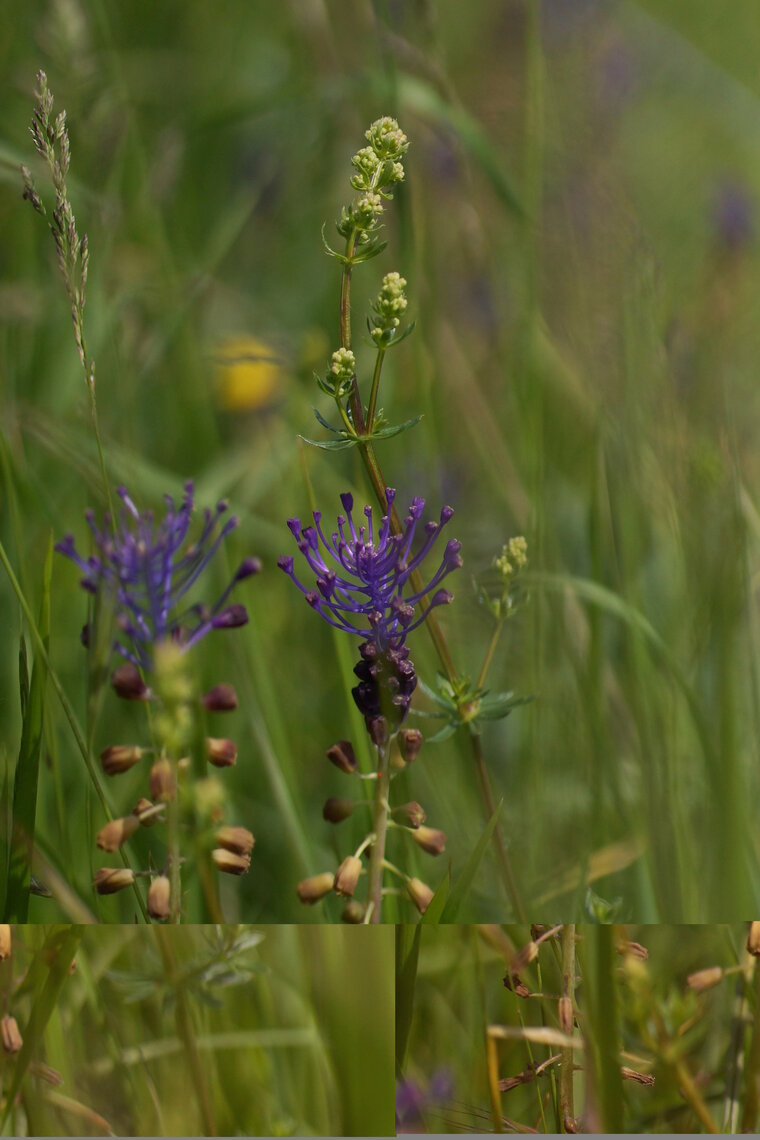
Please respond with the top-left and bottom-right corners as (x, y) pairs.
(365, 117), (408, 161)
(330, 348), (356, 386)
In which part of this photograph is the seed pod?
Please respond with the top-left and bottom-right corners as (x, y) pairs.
(94, 867), (135, 895)
(334, 855), (362, 897)
(133, 797), (160, 826)
(0, 925), (11, 960)
(411, 825), (446, 856)
(323, 797), (355, 824)
(149, 758), (176, 801)
(406, 877), (433, 914)
(398, 728), (423, 763)
(206, 737), (238, 768)
(391, 801), (426, 828)
(341, 900), (366, 924)
(215, 826), (255, 856)
(748, 922), (760, 956)
(147, 875), (171, 920)
(211, 848), (251, 875)
(1, 1015), (22, 1054)
(96, 815), (140, 852)
(686, 966), (724, 993)
(111, 663), (151, 701)
(297, 873), (335, 904)
(202, 684), (238, 712)
(326, 741), (357, 775)
(100, 744), (144, 775)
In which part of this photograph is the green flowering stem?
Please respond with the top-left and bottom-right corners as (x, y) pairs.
(167, 758), (182, 924)
(477, 621), (505, 692)
(367, 742), (391, 924)
(366, 346), (387, 433)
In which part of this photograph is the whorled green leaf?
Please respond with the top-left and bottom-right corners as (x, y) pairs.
(476, 691), (535, 720)
(299, 433), (359, 451)
(440, 799), (503, 922)
(364, 414), (423, 442)
(312, 407), (345, 434)
(425, 721), (458, 744)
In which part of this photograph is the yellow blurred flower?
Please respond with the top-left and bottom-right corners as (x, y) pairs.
(213, 335), (285, 411)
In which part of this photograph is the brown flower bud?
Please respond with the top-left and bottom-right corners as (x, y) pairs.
(96, 814), (140, 852)
(211, 848), (250, 875)
(368, 717), (388, 747)
(391, 801), (426, 828)
(511, 941), (539, 973)
(411, 825), (446, 856)
(149, 758), (176, 801)
(334, 855), (362, 897)
(205, 737), (238, 768)
(147, 875), (171, 920)
(0, 925), (11, 960)
(558, 995), (574, 1035)
(406, 877), (434, 914)
(620, 1067), (655, 1087)
(322, 797), (354, 824)
(686, 966), (724, 994)
(111, 663), (151, 701)
(748, 922), (760, 957)
(398, 728), (423, 763)
(202, 683), (238, 712)
(503, 972), (532, 999)
(1, 1015), (22, 1054)
(215, 826), (255, 856)
(100, 744), (144, 775)
(297, 872), (335, 904)
(341, 900), (366, 924)
(326, 740), (357, 775)
(133, 797), (160, 826)
(94, 867), (135, 895)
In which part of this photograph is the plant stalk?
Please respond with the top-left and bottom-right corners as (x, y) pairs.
(367, 743), (390, 923)
(560, 924), (576, 1133)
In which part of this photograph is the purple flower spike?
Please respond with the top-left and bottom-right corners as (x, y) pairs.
(56, 481), (257, 669)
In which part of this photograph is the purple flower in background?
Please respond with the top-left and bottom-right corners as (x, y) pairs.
(396, 1068), (455, 1129)
(711, 180), (754, 250)
(57, 481), (260, 669)
(279, 489), (461, 733)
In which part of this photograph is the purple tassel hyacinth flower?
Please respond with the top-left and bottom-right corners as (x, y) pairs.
(278, 488), (462, 733)
(56, 481), (260, 670)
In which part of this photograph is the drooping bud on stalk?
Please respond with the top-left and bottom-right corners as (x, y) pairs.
(323, 797), (355, 824)
(686, 966), (724, 993)
(211, 848), (251, 875)
(1, 1015), (23, 1054)
(391, 802), (426, 828)
(111, 663), (151, 701)
(0, 925), (11, 960)
(96, 814), (140, 852)
(406, 877), (434, 914)
(341, 900), (366, 923)
(748, 922), (760, 956)
(367, 716), (389, 747)
(147, 875), (171, 920)
(511, 941), (539, 974)
(202, 683), (238, 712)
(149, 758), (176, 802)
(215, 826), (255, 856)
(398, 728), (423, 764)
(297, 873), (335, 905)
(334, 855), (363, 897)
(410, 826), (447, 856)
(134, 797), (160, 826)
(94, 867), (135, 895)
(205, 737), (238, 768)
(326, 740), (357, 775)
(100, 744), (145, 775)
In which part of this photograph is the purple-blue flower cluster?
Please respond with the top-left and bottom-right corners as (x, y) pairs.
(57, 481), (259, 669)
(278, 488), (461, 733)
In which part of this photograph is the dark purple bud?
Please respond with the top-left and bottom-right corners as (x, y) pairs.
(206, 737), (238, 767)
(212, 604), (249, 629)
(111, 663), (151, 701)
(278, 555), (294, 573)
(287, 518), (301, 538)
(236, 557), (262, 580)
(368, 716), (389, 747)
(326, 740), (357, 774)
(441, 505), (454, 523)
(80, 623), (90, 648)
(431, 589), (453, 607)
(202, 683), (238, 712)
(340, 492), (354, 513)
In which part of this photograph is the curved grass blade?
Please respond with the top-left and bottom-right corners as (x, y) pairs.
(440, 798), (503, 922)
(395, 924), (421, 1075)
(421, 866), (451, 925)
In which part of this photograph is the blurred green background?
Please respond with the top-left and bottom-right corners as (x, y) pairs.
(2, 924), (394, 1136)
(2, 0), (760, 921)
(400, 923), (756, 1134)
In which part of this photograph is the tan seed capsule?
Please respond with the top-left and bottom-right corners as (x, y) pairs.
(686, 966), (724, 993)
(93, 867), (135, 895)
(96, 814), (140, 852)
(100, 744), (144, 775)
(398, 728), (423, 763)
(411, 825), (446, 856)
(334, 855), (362, 897)
(1, 1015), (22, 1054)
(211, 848), (250, 875)
(149, 758), (176, 801)
(147, 875), (171, 920)
(202, 683), (238, 712)
(748, 922), (760, 956)
(326, 741), (357, 775)
(391, 801), (426, 828)
(341, 900), (366, 924)
(215, 826), (255, 856)
(111, 663), (150, 701)
(322, 797), (355, 824)
(406, 877), (434, 914)
(205, 737), (238, 768)
(297, 873), (335, 904)
(133, 797), (160, 826)
(0, 925), (11, 960)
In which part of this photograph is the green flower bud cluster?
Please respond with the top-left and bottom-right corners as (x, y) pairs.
(370, 272), (408, 346)
(337, 117), (409, 243)
(494, 536), (528, 581)
(317, 347), (356, 400)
